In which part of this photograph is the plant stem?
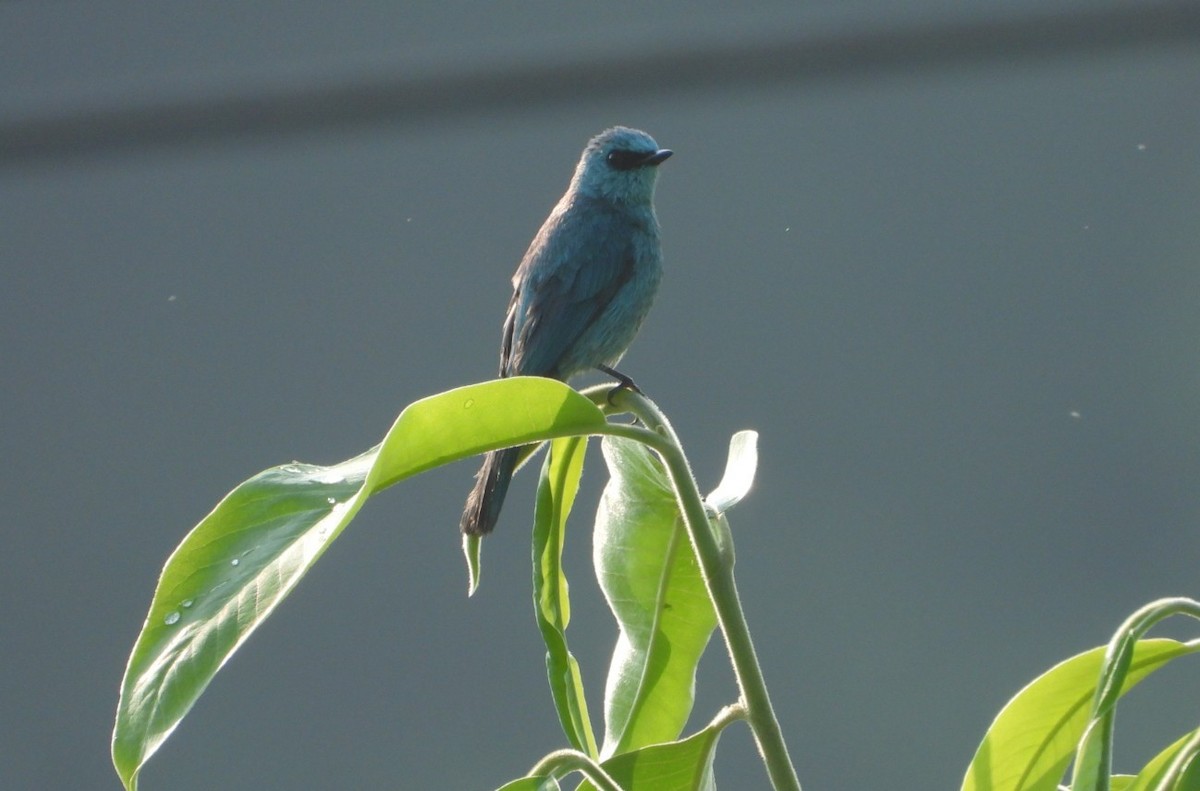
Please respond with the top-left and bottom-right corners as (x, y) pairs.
(606, 389), (803, 791)
(527, 748), (625, 791)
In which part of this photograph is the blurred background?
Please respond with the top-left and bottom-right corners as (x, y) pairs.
(3, 1), (1199, 788)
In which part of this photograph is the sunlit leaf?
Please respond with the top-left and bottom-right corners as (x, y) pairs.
(464, 533), (484, 596)
(1125, 728), (1200, 791)
(961, 638), (1200, 791)
(366, 378), (605, 492)
(532, 436), (597, 756)
(594, 436), (718, 758)
(704, 430), (758, 516)
(580, 713), (734, 791)
(113, 378), (606, 790)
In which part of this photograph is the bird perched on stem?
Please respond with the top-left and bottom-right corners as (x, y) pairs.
(460, 126), (672, 536)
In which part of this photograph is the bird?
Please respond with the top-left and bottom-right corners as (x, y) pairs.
(460, 126), (672, 536)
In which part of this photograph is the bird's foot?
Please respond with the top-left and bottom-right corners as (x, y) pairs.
(597, 364), (642, 405)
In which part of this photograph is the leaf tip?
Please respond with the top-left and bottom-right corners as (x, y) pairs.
(463, 533), (483, 596)
(704, 429), (760, 516)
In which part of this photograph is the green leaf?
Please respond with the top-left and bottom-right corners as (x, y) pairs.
(113, 378), (606, 790)
(464, 533), (484, 596)
(594, 436), (718, 758)
(532, 435), (598, 756)
(1125, 728), (1200, 791)
(366, 377), (606, 492)
(581, 713), (735, 791)
(960, 638), (1200, 791)
(704, 430), (758, 516)
(110, 450), (376, 791)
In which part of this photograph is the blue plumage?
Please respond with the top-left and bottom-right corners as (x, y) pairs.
(461, 127), (671, 536)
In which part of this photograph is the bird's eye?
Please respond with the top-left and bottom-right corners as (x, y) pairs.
(606, 149), (647, 170)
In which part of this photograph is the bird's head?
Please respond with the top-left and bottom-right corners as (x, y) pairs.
(569, 126), (672, 204)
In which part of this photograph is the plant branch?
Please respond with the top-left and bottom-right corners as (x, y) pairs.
(527, 748), (626, 791)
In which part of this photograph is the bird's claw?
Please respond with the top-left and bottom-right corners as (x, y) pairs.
(598, 364), (642, 405)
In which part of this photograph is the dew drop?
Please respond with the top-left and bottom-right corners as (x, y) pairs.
(181, 599), (195, 609)
(326, 497), (337, 505)
(464, 398), (475, 409)
(164, 611), (181, 625)
(230, 558), (240, 567)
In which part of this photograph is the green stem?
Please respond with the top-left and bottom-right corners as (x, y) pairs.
(602, 388), (803, 791)
(527, 748), (626, 791)
(708, 700), (750, 731)
(1072, 597), (1200, 791)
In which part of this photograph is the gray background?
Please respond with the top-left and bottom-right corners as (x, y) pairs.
(3, 1), (1199, 789)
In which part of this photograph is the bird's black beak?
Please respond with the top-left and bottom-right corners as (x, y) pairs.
(643, 148), (673, 166)
(607, 147), (673, 171)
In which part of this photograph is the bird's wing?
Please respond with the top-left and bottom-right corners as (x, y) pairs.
(498, 288), (519, 376)
(505, 207), (636, 378)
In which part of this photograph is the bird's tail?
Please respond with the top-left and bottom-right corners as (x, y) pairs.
(460, 446), (521, 535)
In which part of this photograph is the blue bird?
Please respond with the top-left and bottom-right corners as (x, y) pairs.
(461, 126), (672, 536)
